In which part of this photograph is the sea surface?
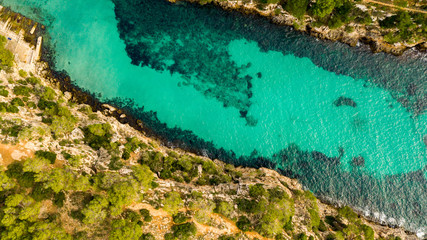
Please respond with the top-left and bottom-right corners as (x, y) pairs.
(2, 0), (426, 235)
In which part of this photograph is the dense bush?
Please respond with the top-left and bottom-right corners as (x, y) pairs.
(249, 183), (268, 199)
(11, 98), (24, 107)
(285, 0), (309, 19)
(107, 181), (138, 216)
(168, 222), (197, 240)
(35, 150), (57, 164)
(312, 0), (335, 18)
(83, 123), (113, 150)
(338, 206), (358, 220)
(0, 87), (8, 97)
(140, 209), (152, 222)
(214, 200), (234, 218)
(162, 192), (183, 215)
(13, 86), (32, 97)
(173, 212), (190, 224)
(109, 219), (143, 240)
(0, 36), (14, 70)
(236, 216), (251, 231)
(18, 70), (28, 78)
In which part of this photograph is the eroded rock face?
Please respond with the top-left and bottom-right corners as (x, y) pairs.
(95, 147), (111, 170)
(334, 96), (357, 108)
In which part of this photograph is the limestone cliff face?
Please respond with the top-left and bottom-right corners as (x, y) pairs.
(170, 0), (426, 55)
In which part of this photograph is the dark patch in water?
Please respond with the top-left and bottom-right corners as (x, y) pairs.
(351, 156), (365, 167)
(312, 151), (340, 165)
(112, 0), (254, 114)
(334, 96), (357, 107)
(113, 0), (426, 116)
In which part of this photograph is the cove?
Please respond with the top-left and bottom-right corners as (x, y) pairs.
(2, 0), (426, 235)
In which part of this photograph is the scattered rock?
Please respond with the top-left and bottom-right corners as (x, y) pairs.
(351, 156), (365, 167)
(11, 150), (27, 160)
(70, 128), (84, 140)
(334, 96), (357, 107)
(312, 151), (340, 165)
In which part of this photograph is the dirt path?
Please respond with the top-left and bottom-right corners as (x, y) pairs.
(0, 143), (33, 166)
(363, 0), (427, 13)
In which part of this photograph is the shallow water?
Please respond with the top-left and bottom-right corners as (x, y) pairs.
(3, 0), (426, 235)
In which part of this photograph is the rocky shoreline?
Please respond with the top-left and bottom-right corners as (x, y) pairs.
(169, 0), (427, 56)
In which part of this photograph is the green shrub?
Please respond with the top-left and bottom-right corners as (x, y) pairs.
(170, 222), (197, 240)
(41, 87), (56, 101)
(5, 104), (19, 113)
(295, 233), (307, 240)
(81, 196), (109, 224)
(62, 152), (82, 168)
(13, 86), (32, 97)
(0, 88), (8, 97)
(318, 219), (328, 231)
(249, 183), (268, 199)
(50, 115), (78, 137)
(285, 0), (309, 19)
(140, 209), (152, 222)
(107, 181), (138, 216)
(236, 198), (266, 214)
(0, 36), (14, 70)
(162, 192), (183, 214)
(122, 209), (141, 222)
(108, 156), (124, 170)
(54, 191), (66, 207)
(173, 212), (190, 224)
(308, 208), (320, 229)
(29, 182), (53, 201)
(325, 215), (346, 231)
(328, 16), (343, 29)
(37, 99), (57, 110)
(11, 98), (24, 107)
(338, 206), (358, 220)
(312, 0), (335, 18)
(236, 216), (251, 231)
(83, 123), (113, 150)
(395, 0), (408, 7)
(361, 224), (374, 240)
(131, 164), (154, 190)
(214, 201), (234, 218)
(35, 150), (57, 164)
(140, 233), (155, 240)
(219, 235), (238, 240)
(109, 219), (143, 240)
(19, 70), (28, 78)
(284, 217), (294, 232)
(26, 77), (40, 85)
(2, 123), (23, 137)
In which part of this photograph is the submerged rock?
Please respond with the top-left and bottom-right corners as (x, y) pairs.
(312, 151), (340, 165)
(334, 96), (357, 107)
(351, 156), (365, 167)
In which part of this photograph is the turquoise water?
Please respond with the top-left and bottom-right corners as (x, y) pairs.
(3, 0), (426, 235)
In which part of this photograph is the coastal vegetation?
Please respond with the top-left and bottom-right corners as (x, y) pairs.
(180, 0), (426, 54)
(271, 0), (425, 43)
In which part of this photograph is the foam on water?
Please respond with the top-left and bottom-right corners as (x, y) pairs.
(2, 0), (426, 234)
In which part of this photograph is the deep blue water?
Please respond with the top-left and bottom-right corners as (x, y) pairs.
(2, 0), (426, 235)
